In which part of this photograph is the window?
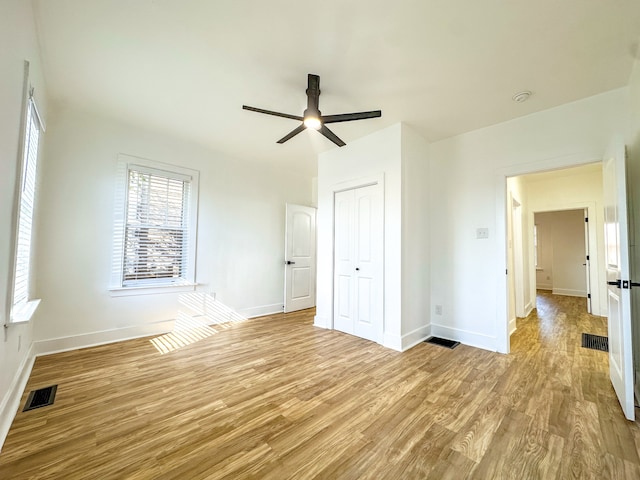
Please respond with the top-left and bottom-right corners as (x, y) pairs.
(111, 156), (199, 295)
(10, 84), (44, 322)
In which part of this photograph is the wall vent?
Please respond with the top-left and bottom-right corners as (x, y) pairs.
(581, 333), (608, 352)
(425, 337), (460, 349)
(23, 385), (57, 412)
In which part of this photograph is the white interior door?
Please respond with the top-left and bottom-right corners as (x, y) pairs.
(333, 184), (383, 342)
(513, 198), (525, 318)
(603, 139), (635, 421)
(284, 204), (316, 313)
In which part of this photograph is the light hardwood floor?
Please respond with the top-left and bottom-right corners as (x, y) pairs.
(1, 292), (640, 479)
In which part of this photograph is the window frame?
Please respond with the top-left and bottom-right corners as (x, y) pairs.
(110, 154), (199, 297)
(8, 63), (44, 325)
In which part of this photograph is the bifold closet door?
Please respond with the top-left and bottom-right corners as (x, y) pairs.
(333, 183), (383, 342)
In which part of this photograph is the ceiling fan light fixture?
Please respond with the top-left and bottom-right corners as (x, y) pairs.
(243, 74), (381, 147)
(303, 116), (322, 130)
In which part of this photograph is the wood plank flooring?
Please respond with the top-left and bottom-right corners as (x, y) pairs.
(1, 291), (640, 479)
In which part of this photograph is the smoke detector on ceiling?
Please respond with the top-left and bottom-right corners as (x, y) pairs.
(512, 91), (532, 103)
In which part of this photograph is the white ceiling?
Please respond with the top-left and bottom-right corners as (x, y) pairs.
(33, 0), (640, 176)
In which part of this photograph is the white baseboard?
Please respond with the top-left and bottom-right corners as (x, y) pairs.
(239, 303), (283, 319)
(552, 288), (587, 297)
(509, 317), (517, 336)
(33, 319), (175, 357)
(524, 302), (534, 317)
(383, 332), (402, 352)
(313, 315), (330, 329)
(537, 285), (552, 291)
(401, 325), (431, 351)
(430, 323), (497, 352)
(0, 343), (35, 452)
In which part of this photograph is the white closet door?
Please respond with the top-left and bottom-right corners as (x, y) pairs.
(334, 189), (355, 335)
(333, 183), (383, 342)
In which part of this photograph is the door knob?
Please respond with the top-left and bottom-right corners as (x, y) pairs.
(286, 260), (295, 265)
(607, 280), (621, 288)
(355, 267), (360, 271)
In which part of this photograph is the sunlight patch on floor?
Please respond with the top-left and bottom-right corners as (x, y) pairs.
(150, 293), (248, 354)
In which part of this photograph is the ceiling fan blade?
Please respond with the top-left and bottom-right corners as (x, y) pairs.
(243, 105), (303, 121)
(277, 124), (306, 144)
(319, 125), (346, 147)
(321, 110), (382, 124)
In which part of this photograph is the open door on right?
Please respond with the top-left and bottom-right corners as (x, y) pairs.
(603, 138), (635, 421)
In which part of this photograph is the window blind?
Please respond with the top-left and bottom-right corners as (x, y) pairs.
(12, 100), (40, 308)
(122, 167), (191, 286)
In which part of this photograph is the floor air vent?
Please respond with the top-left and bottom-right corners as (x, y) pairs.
(23, 385), (57, 412)
(425, 337), (460, 349)
(582, 333), (608, 352)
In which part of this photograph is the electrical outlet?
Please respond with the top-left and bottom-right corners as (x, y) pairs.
(476, 228), (489, 239)
(210, 291), (217, 301)
(435, 305), (443, 315)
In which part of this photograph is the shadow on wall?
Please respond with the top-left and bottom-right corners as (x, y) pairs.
(150, 292), (247, 354)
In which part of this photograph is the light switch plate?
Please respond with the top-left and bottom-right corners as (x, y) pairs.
(477, 228), (489, 239)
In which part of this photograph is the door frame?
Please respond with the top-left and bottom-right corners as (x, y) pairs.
(529, 206), (595, 309)
(329, 173), (385, 344)
(495, 152), (602, 353)
(511, 195), (525, 318)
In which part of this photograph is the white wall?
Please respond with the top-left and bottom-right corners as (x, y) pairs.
(32, 106), (312, 347)
(315, 124), (403, 348)
(315, 122), (431, 351)
(429, 88), (628, 353)
(0, 0), (49, 448)
(401, 125), (430, 348)
(526, 164), (605, 315)
(534, 210), (588, 297)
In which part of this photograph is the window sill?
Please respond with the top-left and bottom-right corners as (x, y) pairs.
(109, 282), (197, 297)
(10, 299), (41, 324)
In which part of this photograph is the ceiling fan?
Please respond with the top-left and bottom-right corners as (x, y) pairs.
(242, 74), (382, 147)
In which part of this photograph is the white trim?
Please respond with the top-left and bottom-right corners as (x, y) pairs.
(33, 319), (176, 357)
(552, 288), (587, 297)
(401, 325), (431, 351)
(431, 323), (497, 352)
(0, 343), (35, 452)
(238, 303), (283, 319)
(10, 298), (40, 323)
(509, 317), (517, 336)
(313, 315), (330, 329)
(117, 154), (199, 179)
(524, 302), (534, 317)
(383, 332), (402, 351)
